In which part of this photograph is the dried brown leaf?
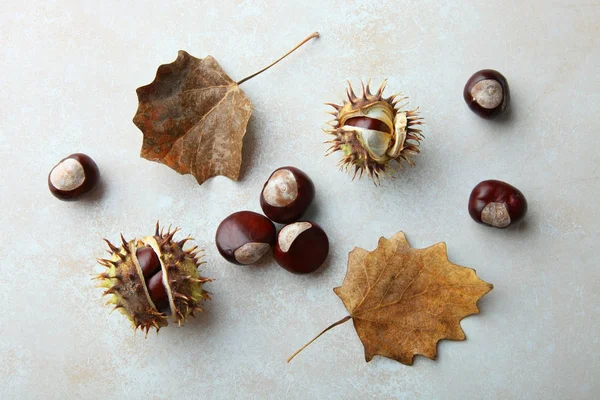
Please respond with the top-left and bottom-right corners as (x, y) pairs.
(132, 32), (319, 185)
(133, 52), (252, 184)
(289, 232), (493, 365)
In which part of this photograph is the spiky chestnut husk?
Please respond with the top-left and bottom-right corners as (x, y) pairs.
(324, 80), (424, 184)
(94, 222), (211, 335)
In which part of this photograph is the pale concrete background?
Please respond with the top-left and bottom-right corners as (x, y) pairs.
(1, 1), (599, 399)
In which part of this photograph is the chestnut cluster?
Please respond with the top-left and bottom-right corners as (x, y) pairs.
(216, 167), (329, 274)
(136, 246), (170, 314)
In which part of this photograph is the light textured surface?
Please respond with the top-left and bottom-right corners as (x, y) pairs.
(1, 1), (598, 399)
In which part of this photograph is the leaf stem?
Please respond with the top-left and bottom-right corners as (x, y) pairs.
(287, 315), (351, 363)
(237, 32), (319, 85)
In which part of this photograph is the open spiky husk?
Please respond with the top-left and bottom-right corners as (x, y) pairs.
(324, 80), (424, 184)
(95, 222), (211, 335)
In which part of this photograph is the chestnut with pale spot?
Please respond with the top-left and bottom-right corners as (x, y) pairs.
(468, 180), (527, 228)
(215, 211), (276, 265)
(463, 69), (510, 119)
(274, 221), (329, 274)
(260, 166), (315, 224)
(48, 153), (100, 201)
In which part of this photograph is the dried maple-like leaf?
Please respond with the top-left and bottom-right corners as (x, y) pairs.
(288, 232), (493, 365)
(133, 33), (319, 185)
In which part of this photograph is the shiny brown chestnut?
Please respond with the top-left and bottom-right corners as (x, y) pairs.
(136, 246), (161, 278)
(216, 211), (276, 265)
(463, 69), (510, 119)
(48, 153), (100, 201)
(147, 270), (170, 314)
(468, 180), (527, 228)
(135, 246), (170, 314)
(260, 166), (315, 224)
(274, 221), (329, 274)
(345, 117), (391, 133)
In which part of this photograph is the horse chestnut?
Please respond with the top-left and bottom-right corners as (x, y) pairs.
(463, 69), (510, 119)
(274, 221), (329, 274)
(137, 246), (161, 278)
(136, 246), (170, 313)
(48, 153), (100, 200)
(96, 223), (210, 333)
(260, 166), (315, 224)
(345, 117), (391, 134)
(215, 211), (276, 265)
(146, 270), (170, 314)
(468, 180), (527, 228)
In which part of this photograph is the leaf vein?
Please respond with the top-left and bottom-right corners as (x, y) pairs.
(354, 250), (394, 313)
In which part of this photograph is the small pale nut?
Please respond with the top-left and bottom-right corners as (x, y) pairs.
(360, 129), (391, 158)
(260, 166), (315, 224)
(481, 202), (511, 228)
(234, 242), (271, 264)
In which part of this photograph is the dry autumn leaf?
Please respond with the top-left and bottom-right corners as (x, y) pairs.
(289, 232), (493, 365)
(133, 32), (319, 185)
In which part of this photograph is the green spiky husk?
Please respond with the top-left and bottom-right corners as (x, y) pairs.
(324, 80), (424, 184)
(95, 223), (211, 335)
